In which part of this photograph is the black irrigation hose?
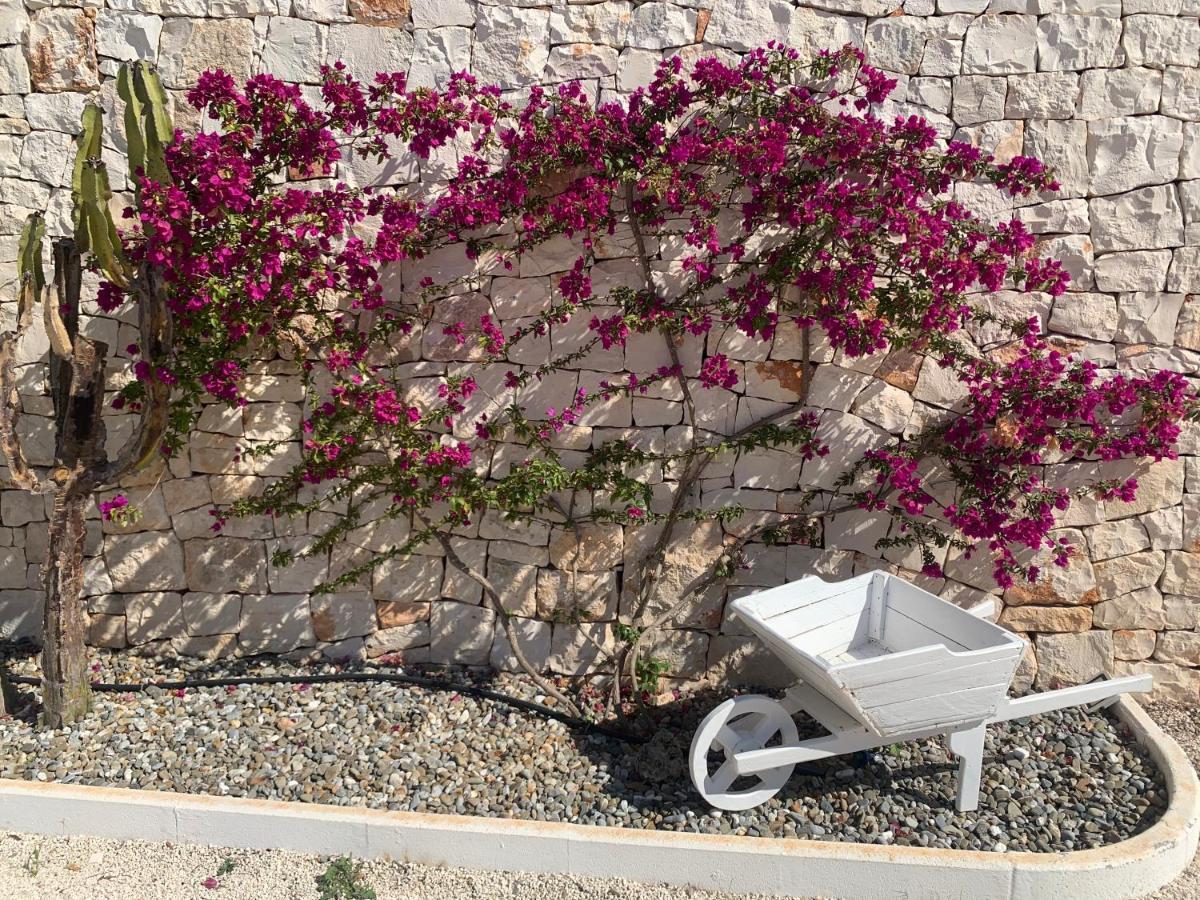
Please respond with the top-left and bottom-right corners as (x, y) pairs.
(6, 671), (647, 744)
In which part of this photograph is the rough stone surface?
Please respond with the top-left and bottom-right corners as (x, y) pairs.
(1, 0), (1199, 699)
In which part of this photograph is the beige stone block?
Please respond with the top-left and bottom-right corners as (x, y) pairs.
(549, 523), (623, 572)
(366, 622), (431, 658)
(372, 554), (443, 603)
(489, 617), (551, 672)
(1113, 659), (1200, 703)
(181, 592), (241, 636)
(999, 605), (1092, 633)
(171, 633), (238, 660)
(1092, 586), (1166, 630)
(185, 537), (267, 593)
(238, 594), (315, 655)
(536, 569), (618, 621)
(429, 601), (495, 665)
(376, 600), (430, 629)
(104, 532), (187, 592)
(125, 592), (184, 645)
(88, 613), (126, 649)
(1154, 630), (1200, 666)
(310, 592), (375, 642)
(1161, 551), (1200, 597)
(1113, 629), (1158, 661)
(1033, 630), (1113, 689)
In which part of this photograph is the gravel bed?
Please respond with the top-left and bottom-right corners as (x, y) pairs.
(0, 649), (1169, 854)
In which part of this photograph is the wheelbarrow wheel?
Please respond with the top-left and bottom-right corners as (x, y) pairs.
(689, 694), (798, 811)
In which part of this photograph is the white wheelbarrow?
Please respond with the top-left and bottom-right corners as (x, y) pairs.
(691, 571), (1152, 813)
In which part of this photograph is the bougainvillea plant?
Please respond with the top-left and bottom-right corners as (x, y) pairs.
(88, 45), (1198, 719)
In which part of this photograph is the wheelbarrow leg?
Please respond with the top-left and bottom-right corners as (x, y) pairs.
(947, 723), (986, 813)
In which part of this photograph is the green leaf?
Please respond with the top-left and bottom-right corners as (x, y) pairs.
(17, 213), (45, 301)
(117, 65), (146, 190)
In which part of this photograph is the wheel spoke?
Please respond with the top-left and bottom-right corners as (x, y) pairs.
(713, 725), (740, 753)
(751, 715), (781, 745)
(707, 758), (739, 794)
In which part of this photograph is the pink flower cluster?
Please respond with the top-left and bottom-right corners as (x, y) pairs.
(102, 44), (1196, 587)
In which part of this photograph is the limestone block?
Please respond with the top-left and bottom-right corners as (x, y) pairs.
(262, 17), (327, 84)
(372, 554), (444, 603)
(239, 594), (316, 654)
(1078, 68), (1162, 119)
(535, 569), (617, 621)
(490, 617), (551, 672)
(1094, 252), (1171, 293)
(88, 613), (126, 649)
(865, 17), (927, 75)
(1086, 519), (1150, 561)
(1090, 186), (1184, 253)
(644, 628), (710, 680)
(1162, 66), (1200, 120)
(293, 0), (349, 22)
(1122, 14), (1200, 68)
(1093, 550), (1165, 599)
(616, 46), (659, 91)
(625, 2), (695, 50)
(0, 46), (30, 95)
(82, 556), (112, 597)
(310, 592), (375, 642)
(184, 537), (267, 593)
(365, 622), (430, 658)
(375, 600), (430, 629)
(485, 557), (537, 618)
(347, 0), (408, 27)
(962, 14), (1035, 74)
(952, 75), (1006, 125)
(1037, 15), (1122, 71)
(706, 634), (795, 689)
(803, 412), (887, 491)
(732, 448), (804, 491)
(1025, 120), (1089, 197)
(172, 633), (239, 661)
(1004, 72), (1078, 119)
(1113, 629), (1157, 661)
(19, 129), (72, 186)
(549, 622), (614, 676)
(1092, 586), (1167, 630)
(1048, 293), (1117, 341)
(158, 18), (254, 91)
(0, 590), (42, 641)
(1004, 530), (1097, 607)
(1164, 595), (1200, 629)
(1161, 551), (1200, 596)
(181, 592), (241, 636)
(912, 354), (970, 409)
(125, 591), (184, 644)
(441, 536), (486, 603)
(549, 1), (628, 45)
(27, 9), (98, 92)
(1, 491), (45, 526)
(852, 380), (914, 433)
(1142, 506), (1184, 551)
(474, 5), (549, 88)
(919, 37), (962, 77)
(25, 92), (90, 135)
(1086, 117), (1182, 196)
(430, 600), (495, 665)
(998, 605), (1091, 633)
(1168, 247), (1200, 293)
(545, 43), (619, 81)
(479, 509), (549, 545)
(1033, 630), (1113, 689)
(1106, 458), (1185, 518)
(1116, 292), (1185, 345)
(1113, 660), (1199, 704)
(94, 10), (160, 61)
(104, 532), (187, 592)
(706, 0), (792, 52)
(547, 525), (620, 575)
(1154, 630), (1200, 665)
(327, 23), (413, 83)
(407, 26), (471, 89)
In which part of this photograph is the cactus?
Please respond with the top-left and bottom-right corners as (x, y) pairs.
(5, 61), (174, 729)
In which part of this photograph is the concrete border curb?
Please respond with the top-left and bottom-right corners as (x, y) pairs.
(0, 697), (1194, 899)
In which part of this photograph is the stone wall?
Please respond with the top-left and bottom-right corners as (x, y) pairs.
(1, 0), (1199, 702)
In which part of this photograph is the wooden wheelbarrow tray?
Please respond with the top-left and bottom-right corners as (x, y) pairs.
(690, 571), (1152, 812)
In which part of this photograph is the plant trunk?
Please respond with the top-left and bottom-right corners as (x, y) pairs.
(40, 490), (91, 728)
(38, 239), (107, 728)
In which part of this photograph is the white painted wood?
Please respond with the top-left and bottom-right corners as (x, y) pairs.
(968, 599), (996, 619)
(947, 723), (987, 812)
(853, 658), (1015, 708)
(783, 683), (861, 734)
(867, 683), (1010, 733)
(833, 643), (1018, 690)
(992, 675), (1153, 722)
